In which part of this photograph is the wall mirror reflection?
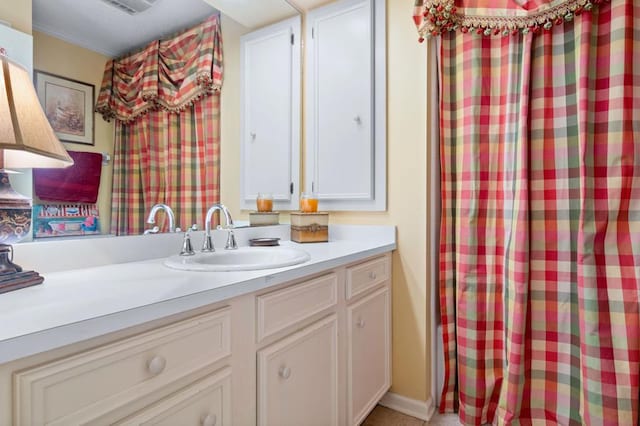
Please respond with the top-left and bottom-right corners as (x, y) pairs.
(11, 0), (302, 241)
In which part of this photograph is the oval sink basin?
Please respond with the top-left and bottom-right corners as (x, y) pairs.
(163, 246), (311, 272)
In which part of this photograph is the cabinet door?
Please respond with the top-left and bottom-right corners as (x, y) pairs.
(305, 0), (386, 211)
(257, 315), (339, 426)
(115, 368), (231, 426)
(347, 286), (391, 425)
(240, 16), (301, 211)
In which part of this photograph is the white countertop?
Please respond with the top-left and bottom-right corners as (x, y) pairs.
(0, 225), (395, 364)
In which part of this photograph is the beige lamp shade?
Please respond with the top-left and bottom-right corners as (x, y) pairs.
(0, 55), (74, 169)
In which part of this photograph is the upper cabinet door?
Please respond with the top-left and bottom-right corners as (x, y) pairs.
(306, 0), (386, 211)
(240, 16), (301, 211)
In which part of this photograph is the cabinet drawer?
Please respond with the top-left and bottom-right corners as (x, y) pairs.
(346, 255), (390, 301)
(14, 308), (231, 426)
(257, 273), (338, 342)
(116, 367), (231, 426)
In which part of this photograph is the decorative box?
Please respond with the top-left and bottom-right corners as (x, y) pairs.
(290, 212), (328, 243)
(249, 211), (280, 227)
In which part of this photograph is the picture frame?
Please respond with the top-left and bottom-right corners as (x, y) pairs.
(34, 70), (95, 146)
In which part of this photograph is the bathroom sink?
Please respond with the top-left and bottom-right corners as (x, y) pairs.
(163, 246), (311, 272)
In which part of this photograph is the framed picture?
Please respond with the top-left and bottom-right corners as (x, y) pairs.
(34, 70), (95, 146)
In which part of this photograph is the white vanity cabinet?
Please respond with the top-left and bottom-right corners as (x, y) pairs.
(255, 272), (340, 426)
(255, 255), (391, 425)
(13, 308), (232, 425)
(240, 16), (301, 211)
(305, 0), (386, 211)
(115, 368), (231, 426)
(1, 252), (391, 426)
(347, 287), (390, 425)
(257, 315), (339, 426)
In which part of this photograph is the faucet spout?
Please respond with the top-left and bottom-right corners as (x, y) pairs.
(203, 203), (236, 251)
(146, 204), (176, 233)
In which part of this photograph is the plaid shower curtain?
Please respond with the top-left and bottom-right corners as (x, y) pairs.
(422, 0), (640, 424)
(96, 15), (223, 235)
(110, 94), (220, 235)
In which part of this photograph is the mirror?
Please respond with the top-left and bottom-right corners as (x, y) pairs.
(22, 0), (300, 240)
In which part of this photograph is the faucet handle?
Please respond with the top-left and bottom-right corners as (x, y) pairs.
(202, 223), (215, 253)
(143, 226), (160, 235)
(179, 227), (195, 256)
(225, 230), (238, 250)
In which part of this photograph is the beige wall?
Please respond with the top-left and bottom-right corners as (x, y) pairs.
(331, 0), (431, 401)
(222, 1), (433, 402)
(33, 31), (115, 234)
(220, 15), (247, 217)
(0, 0), (31, 34)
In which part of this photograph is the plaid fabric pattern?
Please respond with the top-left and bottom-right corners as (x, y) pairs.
(95, 14), (223, 123)
(437, 0), (640, 424)
(413, 0), (609, 39)
(110, 93), (220, 235)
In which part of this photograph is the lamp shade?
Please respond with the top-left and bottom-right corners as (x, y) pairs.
(0, 55), (74, 169)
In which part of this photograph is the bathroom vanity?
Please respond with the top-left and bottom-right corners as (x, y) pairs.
(0, 225), (395, 426)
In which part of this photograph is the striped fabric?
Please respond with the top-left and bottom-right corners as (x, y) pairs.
(437, 0), (640, 424)
(110, 93), (220, 235)
(95, 14), (223, 123)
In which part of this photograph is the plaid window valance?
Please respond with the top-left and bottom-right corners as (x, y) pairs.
(95, 14), (223, 123)
(414, 0), (609, 40)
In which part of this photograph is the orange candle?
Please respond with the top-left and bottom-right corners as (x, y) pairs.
(256, 193), (273, 212)
(300, 193), (318, 213)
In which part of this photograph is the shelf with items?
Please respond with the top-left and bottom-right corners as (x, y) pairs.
(33, 203), (100, 238)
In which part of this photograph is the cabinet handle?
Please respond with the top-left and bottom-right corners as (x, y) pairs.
(353, 116), (362, 125)
(279, 365), (292, 380)
(147, 355), (166, 376)
(369, 271), (377, 280)
(356, 318), (366, 328)
(201, 413), (217, 426)
(250, 131), (256, 140)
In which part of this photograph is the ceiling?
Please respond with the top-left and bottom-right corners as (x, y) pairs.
(32, 0), (299, 58)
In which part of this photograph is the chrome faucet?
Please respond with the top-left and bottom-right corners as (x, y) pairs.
(202, 203), (237, 251)
(146, 203), (177, 233)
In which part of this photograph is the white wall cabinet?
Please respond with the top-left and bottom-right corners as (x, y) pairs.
(305, 0), (386, 211)
(3, 253), (391, 425)
(240, 16), (301, 211)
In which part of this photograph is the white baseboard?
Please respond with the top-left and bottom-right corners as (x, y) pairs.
(378, 391), (435, 421)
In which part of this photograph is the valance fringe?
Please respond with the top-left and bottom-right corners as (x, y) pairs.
(95, 14), (223, 123)
(414, 0), (610, 41)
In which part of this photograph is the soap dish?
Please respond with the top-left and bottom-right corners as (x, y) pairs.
(249, 237), (281, 247)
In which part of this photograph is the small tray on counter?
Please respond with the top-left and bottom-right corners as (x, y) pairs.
(249, 237), (281, 247)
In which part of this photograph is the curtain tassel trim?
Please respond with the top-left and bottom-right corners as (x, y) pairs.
(94, 15), (223, 123)
(414, 0), (610, 41)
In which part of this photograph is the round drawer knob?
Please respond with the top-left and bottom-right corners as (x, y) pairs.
(369, 271), (377, 280)
(147, 355), (166, 376)
(356, 318), (366, 328)
(279, 366), (292, 380)
(201, 413), (217, 426)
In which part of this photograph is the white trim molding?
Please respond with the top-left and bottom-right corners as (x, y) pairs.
(378, 391), (435, 421)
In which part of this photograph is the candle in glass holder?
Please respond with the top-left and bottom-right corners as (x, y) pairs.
(300, 192), (318, 213)
(256, 193), (273, 212)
